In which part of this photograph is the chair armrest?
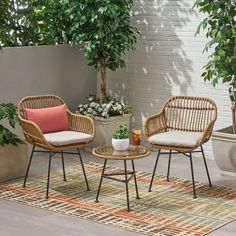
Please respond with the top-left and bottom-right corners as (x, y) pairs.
(197, 120), (216, 146)
(19, 118), (48, 147)
(144, 110), (167, 138)
(68, 111), (95, 136)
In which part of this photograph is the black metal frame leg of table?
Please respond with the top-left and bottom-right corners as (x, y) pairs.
(124, 160), (130, 211)
(95, 159), (107, 203)
(131, 160), (140, 199)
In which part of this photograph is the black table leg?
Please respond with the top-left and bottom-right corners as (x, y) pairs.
(95, 159), (107, 203)
(131, 160), (140, 199)
(124, 160), (130, 211)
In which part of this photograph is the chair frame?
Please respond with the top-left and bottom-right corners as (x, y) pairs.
(18, 95), (95, 199)
(144, 96), (217, 198)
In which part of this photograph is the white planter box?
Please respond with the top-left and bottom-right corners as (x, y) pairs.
(0, 143), (28, 182)
(212, 126), (236, 176)
(86, 113), (132, 151)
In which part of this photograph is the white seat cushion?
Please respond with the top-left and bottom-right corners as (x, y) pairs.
(44, 131), (93, 146)
(148, 131), (203, 147)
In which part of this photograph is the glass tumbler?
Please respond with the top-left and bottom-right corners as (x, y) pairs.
(132, 129), (141, 146)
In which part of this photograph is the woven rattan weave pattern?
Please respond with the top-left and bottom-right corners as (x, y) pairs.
(92, 145), (150, 160)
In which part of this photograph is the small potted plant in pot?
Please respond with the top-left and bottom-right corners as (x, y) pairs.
(112, 123), (130, 151)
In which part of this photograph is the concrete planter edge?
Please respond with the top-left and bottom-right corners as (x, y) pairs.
(85, 113), (132, 151)
(212, 126), (236, 175)
(0, 142), (28, 182)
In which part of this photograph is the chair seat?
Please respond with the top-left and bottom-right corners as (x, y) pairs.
(148, 131), (203, 147)
(44, 131), (93, 146)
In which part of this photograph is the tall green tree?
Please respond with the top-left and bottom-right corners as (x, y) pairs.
(0, 0), (69, 47)
(194, 0), (236, 132)
(65, 0), (139, 98)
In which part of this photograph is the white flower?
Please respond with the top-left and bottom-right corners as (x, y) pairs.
(77, 95), (130, 118)
(101, 111), (107, 117)
(90, 102), (96, 107)
(87, 108), (93, 113)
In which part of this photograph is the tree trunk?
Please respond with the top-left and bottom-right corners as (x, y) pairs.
(100, 62), (107, 99)
(232, 103), (236, 134)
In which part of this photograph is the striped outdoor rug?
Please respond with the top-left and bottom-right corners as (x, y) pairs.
(0, 162), (236, 236)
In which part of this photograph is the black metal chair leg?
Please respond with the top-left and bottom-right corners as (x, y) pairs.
(148, 149), (161, 192)
(131, 160), (140, 199)
(95, 159), (107, 203)
(45, 152), (52, 199)
(124, 160), (130, 211)
(189, 152), (197, 198)
(167, 150), (172, 182)
(23, 145), (35, 188)
(61, 151), (67, 182)
(77, 149), (90, 191)
(200, 145), (212, 187)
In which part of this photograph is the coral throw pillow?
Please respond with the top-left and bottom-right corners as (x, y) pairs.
(25, 104), (69, 133)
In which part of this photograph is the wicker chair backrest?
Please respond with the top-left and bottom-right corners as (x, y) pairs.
(164, 96), (217, 132)
(18, 95), (65, 120)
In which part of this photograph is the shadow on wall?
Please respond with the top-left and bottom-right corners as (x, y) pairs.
(128, 0), (195, 128)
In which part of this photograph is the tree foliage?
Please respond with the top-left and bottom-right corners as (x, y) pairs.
(64, 0), (139, 98)
(0, 0), (138, 98)
(194, 0), (236, 101)
(0, 0), (69, 47)
(194, 0), (236, 132)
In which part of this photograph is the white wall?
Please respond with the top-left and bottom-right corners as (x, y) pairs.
(0, 45), (97, 137)
(108, 0), (231, 158)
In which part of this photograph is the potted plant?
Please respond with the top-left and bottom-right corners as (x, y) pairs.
(112, 123), (130, 151)
(69, 0), (139, 148)
(0, 103), (27, 182)
(194, 0), (236, 174)
(78, 95), (132, 149)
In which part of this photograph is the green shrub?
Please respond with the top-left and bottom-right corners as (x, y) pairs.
(0, 103), (23, 146)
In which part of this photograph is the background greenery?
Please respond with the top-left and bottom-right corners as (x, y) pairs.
(0, 103), (23, 146)
(0, 0), (138, 99)
(194, 0), (236, 132)
(0, 0), (69, 47)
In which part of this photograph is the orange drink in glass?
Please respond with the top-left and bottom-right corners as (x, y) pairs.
(132, 129), (141, 146)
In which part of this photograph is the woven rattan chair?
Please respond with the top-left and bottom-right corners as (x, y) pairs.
(18, 95), (95, 199)
(144, 96), (217, 198)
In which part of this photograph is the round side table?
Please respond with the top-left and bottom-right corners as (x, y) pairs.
(92, 145), (150, 211)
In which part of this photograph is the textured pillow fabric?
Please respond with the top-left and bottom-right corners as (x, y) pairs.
(25, 104), (69, 133)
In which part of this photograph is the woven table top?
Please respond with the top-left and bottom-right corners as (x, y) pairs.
(92, 145), (150, 160)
